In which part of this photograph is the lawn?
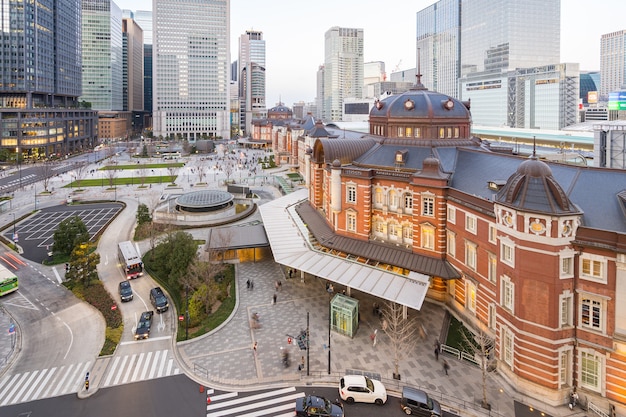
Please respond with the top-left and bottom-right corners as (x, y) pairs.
(65, 176), (177, 188)
(100, 162), (184, 170)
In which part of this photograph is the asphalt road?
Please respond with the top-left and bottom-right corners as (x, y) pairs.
(0, 375), (463, 417)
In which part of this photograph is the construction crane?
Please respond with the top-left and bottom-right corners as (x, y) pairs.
(393, 59), (403, 73)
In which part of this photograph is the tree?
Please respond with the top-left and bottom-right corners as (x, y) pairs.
(65, 243), (100, 287)
(37, 160), (56, 192)
(150, 231), (197, 288)
(196, 164), (207, 184)
(141, 145), (149, 157)
(380, 301), (420, 380)
(105, 164), (117, 188)
(137, 203), (151, 225)
(182, 261), (224, 322)
(52, 216), (89, 256)
(458, 325), (495, 409)
(72, 162), (88, 189)
(222, 160), (235, 183)
(167, 166), (179, 184)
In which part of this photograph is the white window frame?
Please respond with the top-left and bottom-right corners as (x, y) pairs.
(500, 240), (515, 267)
(422, 194), (434, 217)
(579, 349), (603, 393)
(580, 294), (606, 333)
(389, 190), (398, 209)
(466, 281), (477, 313)
(404, 193), (413, 211)
(502, 326), (514, 369)
(421, 224), (435, 250)
(346, 212), (356, 232)
(560, 251), (575, 279)
(465, 213), (477, 234)
(501, 275), (514, 313)
(346, 184), (357, 204)
(465, 241), (477, 270)
(447, 206), (456, 224)
(402, 224), (413, 242)
(374, 188), (383, 207)
(446, 231), (456, 258)
(488, 303), (496, 330)
(579, 255), (606, 284)
(558, 348), (572, 388)
(487, 253), (497, 283)
(559, 291), (573, 328)
(488, 224), (497, 244)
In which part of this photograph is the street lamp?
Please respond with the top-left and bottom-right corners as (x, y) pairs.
(11, 213), (16, 242)
(15, 147), (21, 190)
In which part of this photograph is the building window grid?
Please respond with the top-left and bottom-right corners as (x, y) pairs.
(580, 258), (604, 282)
(500, 242), (514, 267)
(502, 327), (514, 369)
(465, 241), (477, 270)
(501, 275), (514, 313)
(447, 206), (456, 224)
(488, 253), (497, 283)
(447, 231), (456, 258)
(422, 195), (434, 217)
(580, 351), (601, 391)
(421, 225), (435, 250)
(559, 293), (573, 327)
(346, 212), (356, 232)
(465, 214), (477, 234)
(581, 296), (603, 332)
(346, 184), (356, 204)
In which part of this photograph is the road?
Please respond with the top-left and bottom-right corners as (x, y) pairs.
(1, 374), (464, 417)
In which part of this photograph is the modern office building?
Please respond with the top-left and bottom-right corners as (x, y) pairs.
(600, 30), (626, 101)
(580, 71), (600, 106)
(323, 27), (364, 122)
(364, 61), (385, 90)
(133, 10), (153, 117)
(153, 0), (230, 140)
(316, 65), (325, 121)
(0, 0), (97, 159)
(81, 0), (123, 111)
(122, 18), (144, 113)
(239, 30), (266, 135)
(460, 63), (580, 130)
(415, 0), (461, 97)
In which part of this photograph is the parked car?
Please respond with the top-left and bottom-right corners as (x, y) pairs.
(339, 375), (387, 405)
(400, 386), (442, 416)
(150, 287), (169, 313)
(295, 395), (344, 417)
(118, 280), (133, 302)
(134, 311), (153, 340)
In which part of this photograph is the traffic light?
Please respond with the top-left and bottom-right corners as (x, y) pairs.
(297, 330), (307, 350)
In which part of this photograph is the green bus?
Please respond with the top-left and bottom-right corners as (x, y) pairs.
(0, 263), (18, 296)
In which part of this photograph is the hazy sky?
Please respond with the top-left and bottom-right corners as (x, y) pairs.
(119, 0), (624, 107)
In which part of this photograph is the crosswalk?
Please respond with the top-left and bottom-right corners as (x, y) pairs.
(0, 349), (180, 406)
(206, 386), (304, 417)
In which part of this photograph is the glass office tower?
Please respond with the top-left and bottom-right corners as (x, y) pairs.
(0, 0), (97, 158)
(416, 0), (461, 97)
(153, 0), (230, 140)
(239, 30), (266, 135)
(460, 0), (560, 77)
(81, 0), (124, 111)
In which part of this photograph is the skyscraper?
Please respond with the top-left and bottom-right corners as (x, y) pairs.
(134, 10), (153, 114)
(239, 30), (266, 135)
(122, 18), (144, 113)
(0, 0), (97, 158)
(323, 27), (364, 122)
(81, 0), (123, 111)
(600, 29), (626, 100)
(153, 0), (230, 140)
(416, 0), (461, 97)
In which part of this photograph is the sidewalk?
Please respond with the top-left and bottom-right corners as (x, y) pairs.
(176, 260), (519, 417)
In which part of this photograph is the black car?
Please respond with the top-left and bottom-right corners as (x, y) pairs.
(150, 287), (169, 313)
(134, 311), (153, 340)
(295, 395), (344, 417)
(118, 280), (133, 302)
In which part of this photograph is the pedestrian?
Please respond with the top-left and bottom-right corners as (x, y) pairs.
(273, 293), (277, 304)
(289, 269), (293, 279)
(246, 279), (250, 289)
(275, 280), (279, 291)
(250, 280), (254, 290)
(252, 341), (257, 355)
(278, 281), (282, 291)
(371, 329), (378, 346)
(442, 359), (450, 375)
(434, 340), (440, 361)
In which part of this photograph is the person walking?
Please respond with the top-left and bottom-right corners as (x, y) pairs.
(434, 339), (440, 361)
(442, 359), (450, 375)
(371, 329), (378, 347)
(252, 341), (257, 356)
(272, 293), (277, 304)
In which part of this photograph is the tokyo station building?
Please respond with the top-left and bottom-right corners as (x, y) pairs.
(259, 78), (626, 412)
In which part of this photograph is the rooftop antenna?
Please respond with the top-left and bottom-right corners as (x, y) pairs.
(414, 48), (426, 90)
(532, 136), (537, 158)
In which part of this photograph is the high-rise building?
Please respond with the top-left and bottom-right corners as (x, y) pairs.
(0, 0), (97, 158)
(415, 0), (461, 97)
(323, 27), (364, 122)
(316, 65), (325, 120)
(239, 30), (266, 135)
(364, 61), (385, 91)
(122, 18), (144, 113)
(81, 0), (123, 111)
(457, 0), (562, 126)
(600, 29), (626, 100)
(153, 0), (230, 140)
(134, 10), (153, 115)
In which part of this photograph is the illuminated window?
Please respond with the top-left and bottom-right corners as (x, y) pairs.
(465, 241), (477, 270)
(467, 281), (476, 313)
(488, 253), (497, 283)
(580, 257), (605, 283)
(421, 225), (435, 250)
(581, 296), (604, 332)
(405, 127), (412, 137)
(347, 212), (356, 232)
(446, 231), (456, 257)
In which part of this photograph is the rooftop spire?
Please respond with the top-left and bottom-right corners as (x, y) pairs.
(413, 48), (427, 90)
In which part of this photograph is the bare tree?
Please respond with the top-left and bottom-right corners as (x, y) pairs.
(37, 160), (56, 192)
(222, 160), (235, 184)
(206, 227), (234, 263)
(196, 164), (207, 184)
(167, 166), (179, 184)
(459, 325), (495, 409)
(105, 164), (118, 188)
(72, 162), (88, 189)
(381, 301), (420, 379)
(138, 165), (149, 187)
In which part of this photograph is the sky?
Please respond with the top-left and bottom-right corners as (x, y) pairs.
(119, 0), (625, 107)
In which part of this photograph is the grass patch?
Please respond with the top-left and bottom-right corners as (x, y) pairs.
(445, 315), (479, 354)
(65, 176), (176, 188)
(100, 163), (184, 170)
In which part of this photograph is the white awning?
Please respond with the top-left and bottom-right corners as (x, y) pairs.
(259, 189), (430, 311)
